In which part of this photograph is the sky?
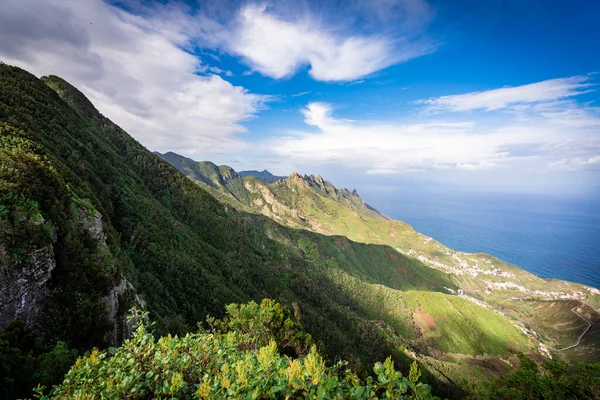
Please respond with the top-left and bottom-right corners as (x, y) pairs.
(1, 0), (600, 197)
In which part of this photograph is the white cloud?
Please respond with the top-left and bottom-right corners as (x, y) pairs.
(0, 0), (268, 156)
(290, 91), (312, 97)
(208, 66), (234, 77)
(267, 100), (600, 174)
(418, 76), (594, 112)
(547, 156), (600, 172)
(301, 102), (342, 130)
(124, 1), (434, 82)
(226, 4), (433, 81)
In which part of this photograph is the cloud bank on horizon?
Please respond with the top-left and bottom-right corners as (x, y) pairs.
(0, 0), (599, 192)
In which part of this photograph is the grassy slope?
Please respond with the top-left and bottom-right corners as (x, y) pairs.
(159, 152), (600, 364)
(0, 64), (541, 396)
(0, 65), (407, 373)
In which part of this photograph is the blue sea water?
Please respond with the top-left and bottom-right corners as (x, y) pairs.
(364, 188), (600, 289)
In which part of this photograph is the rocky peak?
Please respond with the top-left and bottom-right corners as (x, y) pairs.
(218, 165), (240, 183)
(288, 172), (306, 187)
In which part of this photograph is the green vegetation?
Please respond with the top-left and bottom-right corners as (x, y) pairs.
(327, 270), (532, 357)
(207, 299), (314, 357)
(238, 169), (286, 184)
(159, 149), (600, 366)
(38, 302), (439, 400)
(0, 63), (453, 398)
(475, 354), (600, 399)
(0, 319), (77, 399)
(1, 63), (598, 398)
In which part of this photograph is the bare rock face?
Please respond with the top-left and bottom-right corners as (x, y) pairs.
(103, 277), (136, 346)
(220, 166), (240, 183)
(0, 206), (136, 346)
(80, 209), (107, 244)
(0, 246), (56, 329)
(81, 209), (136, 345)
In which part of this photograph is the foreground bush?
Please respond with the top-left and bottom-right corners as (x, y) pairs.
(36, 302), (439, 399)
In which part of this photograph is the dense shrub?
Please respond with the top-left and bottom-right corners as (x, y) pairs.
(37, 304), (439, 400)
(474, 353), (600, 399)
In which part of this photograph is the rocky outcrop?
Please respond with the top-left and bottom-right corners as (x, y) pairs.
(219, 166), (240, 183)
(0, 246), (56, 329)
(80, 209), (107, 244)
(81, 208), (136, 345)
(103, 277), (138, 346)
(0, 205), (136, 346)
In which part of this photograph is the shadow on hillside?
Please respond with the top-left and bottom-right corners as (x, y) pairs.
(235, 209), (459, 293)
(230, 209), (473, 397)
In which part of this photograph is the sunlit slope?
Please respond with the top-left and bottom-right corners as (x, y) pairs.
(0, 65), (424, 374)
(160, 151), (600, 363)
(1, 64), (545, 397)
(327, 269), (532, 356)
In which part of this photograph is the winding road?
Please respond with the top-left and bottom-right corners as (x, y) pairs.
(556, 307), (593, 351)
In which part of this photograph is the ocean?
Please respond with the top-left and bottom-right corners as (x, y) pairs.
(364, 188), (600, 289)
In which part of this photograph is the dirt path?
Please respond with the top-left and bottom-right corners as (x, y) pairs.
(556, 307), (593, 351)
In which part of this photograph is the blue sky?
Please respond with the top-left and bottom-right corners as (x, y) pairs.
(1, 0), (599, 196)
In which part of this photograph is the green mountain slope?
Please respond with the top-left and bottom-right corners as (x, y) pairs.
(158, 151), (600, 365)
(0, 65), (424, 397)
(1, 64), (594, 398)
(157, 152), (388, 231)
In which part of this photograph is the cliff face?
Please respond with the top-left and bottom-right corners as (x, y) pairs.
(79, 209), (133, 346)
(0, 205), (132, 345)
(0, 245), (55, 329)
(103, 277), (133, 346)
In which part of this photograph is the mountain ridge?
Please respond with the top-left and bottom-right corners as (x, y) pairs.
(238, 169), (286, 184)
(0, 64), (503, 397)
(156, 151), (389, 231)
(159, 150), (600, 364)
(1, 64), (598, 398)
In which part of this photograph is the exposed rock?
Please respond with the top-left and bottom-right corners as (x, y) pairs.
(0, 246), (56, 329)
(80, 209), (106, 244)
(103, 277), (136, 346)
(219, 166), (239, 183)
(80, 208), (135, 345)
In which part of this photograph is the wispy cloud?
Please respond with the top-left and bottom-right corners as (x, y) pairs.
(225, 3), (434, 82)
(208, 66), (233, 77)
(418, 75), (594, 112)
(125, 1), (435, 83)
(290, 91), (312, 98)
(267, 99), (600, 174)
(0, 0), (269, 156)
